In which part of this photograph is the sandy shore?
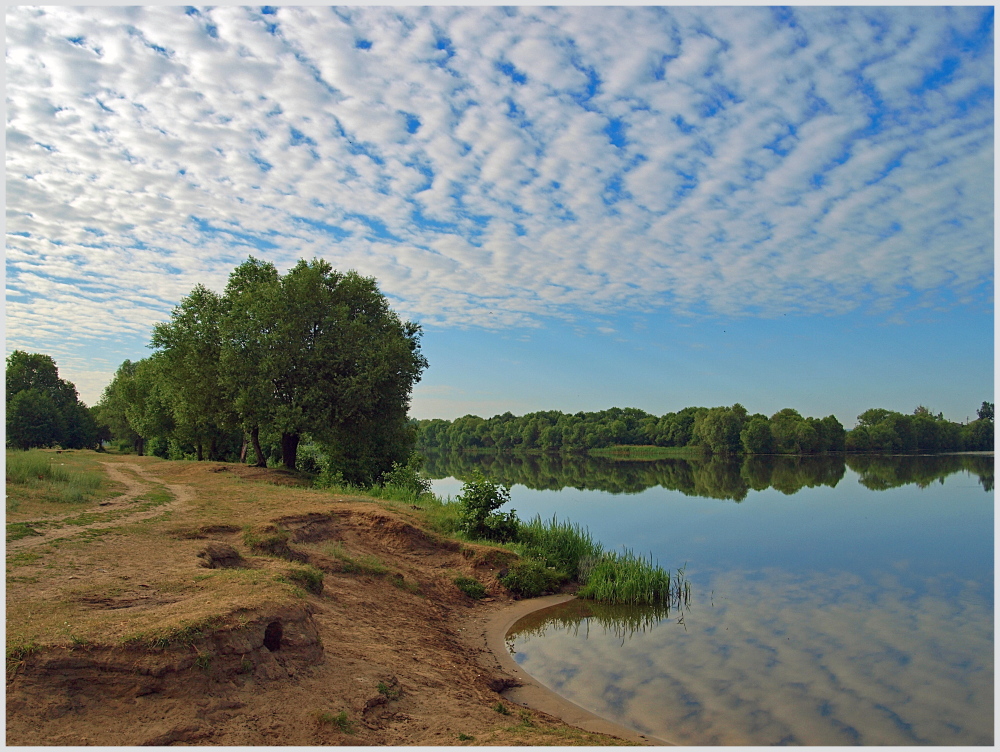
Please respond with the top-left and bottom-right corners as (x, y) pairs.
(464, 593), (672, 746)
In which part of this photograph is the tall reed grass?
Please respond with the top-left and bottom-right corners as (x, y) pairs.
(578, 549), (691, 607)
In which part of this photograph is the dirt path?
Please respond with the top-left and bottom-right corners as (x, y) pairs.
(7, 462), (193, 551)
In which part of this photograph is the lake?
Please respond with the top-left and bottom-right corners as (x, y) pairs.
(426, 452), (994, 746)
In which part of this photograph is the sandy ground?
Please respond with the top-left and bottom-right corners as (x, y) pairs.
(6, 455), (649, 746)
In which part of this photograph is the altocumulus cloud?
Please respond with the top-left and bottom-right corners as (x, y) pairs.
(6, 7), (993, 360)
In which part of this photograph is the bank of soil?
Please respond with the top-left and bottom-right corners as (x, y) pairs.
(6, 453), (637, 746)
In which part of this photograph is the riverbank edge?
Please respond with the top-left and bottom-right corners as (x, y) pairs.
(473, 593), (673, 746)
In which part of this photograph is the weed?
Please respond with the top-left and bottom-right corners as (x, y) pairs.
(6, 639), (39, 678)
(457, 733), (475, 741)
(317, 710), (354, 734)
(240, 658), (254, 674)
(518, 709), (535, 727)
(68, 635), (92, 650)
(493, 701), (511, 715)
(377, 680), (401, 700)
(194, 653), (211, 671)
(453, 575), (487, 599)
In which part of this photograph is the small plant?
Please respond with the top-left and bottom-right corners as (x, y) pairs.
(518, 709), (535, 727)
(240, 658), (254, 674)
(194, 652), (211, 671)
(68, 635), (91, 650)
(457, 472), (519, 542)
(493, 701), (511, 715)
(317, 710), (354, 734)
(380, 453), (433, 500)
(453, 575), (487, 600)
(457, 733), (475, 741)
(377, 680), (401, 700)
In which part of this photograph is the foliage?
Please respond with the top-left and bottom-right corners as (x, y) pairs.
(498, 559), (567, 598)
(6, 351), (99, 450)
(102, 257), (428, 479)
(453, 575), (487, 599)
(577, 551), (690, 607)
(514, 514), (601, 579)
(380, 453), (433, 499)
(456, 472), (518, 542)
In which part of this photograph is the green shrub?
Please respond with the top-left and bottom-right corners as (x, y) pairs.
(457, 472), (519, 542)
(380, 453), (433, 500)
(499, 559), (566, 598)
(453, 575), (487, 599)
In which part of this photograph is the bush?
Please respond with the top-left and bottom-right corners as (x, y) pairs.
(457, 472), (519, 542)
(453, 575), (487, 599)
(499, 559), (566, 598)
(379, 453), (433, 501)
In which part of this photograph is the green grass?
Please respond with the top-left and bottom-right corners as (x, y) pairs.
(578, 550), (691, 607)
(6, 449), (105, 505)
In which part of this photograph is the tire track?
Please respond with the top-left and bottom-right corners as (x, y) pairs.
(7, 462), (192, 551)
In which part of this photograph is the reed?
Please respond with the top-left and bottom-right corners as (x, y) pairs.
(578, 549), (689, 607)
(514, 514), (602, 577)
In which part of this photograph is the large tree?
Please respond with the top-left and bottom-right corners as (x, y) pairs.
(152, 257), (428, 477)
(6, 350), (98, 450)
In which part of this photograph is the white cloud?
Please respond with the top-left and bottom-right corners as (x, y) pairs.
(5, 5), (992, 384)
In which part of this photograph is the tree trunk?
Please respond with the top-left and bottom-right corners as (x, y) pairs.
(135, 436), (144, 456)
(239, 437), (248, 463)
(280, 432), (299, 471)
(251, 425), (267, 468)
(196, 441), (203, 462)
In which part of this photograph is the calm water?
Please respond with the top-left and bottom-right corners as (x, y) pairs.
(427, 453), (994, 745)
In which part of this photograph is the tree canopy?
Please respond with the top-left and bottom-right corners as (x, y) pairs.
(97, 257), (428, 483)
(6, 351), (99, 450)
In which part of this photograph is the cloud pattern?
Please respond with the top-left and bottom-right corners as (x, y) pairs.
(510, 566), (993, 745)
(6, 7), (994, 371)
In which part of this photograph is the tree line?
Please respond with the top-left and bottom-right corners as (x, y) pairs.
(6, 351), (106, 451)
(61, 257), (426, 485)
(415, 401), (994, 455)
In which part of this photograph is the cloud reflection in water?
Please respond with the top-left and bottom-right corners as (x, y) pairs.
(509, 567), (992, 745)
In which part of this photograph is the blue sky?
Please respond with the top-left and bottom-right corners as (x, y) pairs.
(5, 6), (994, 427)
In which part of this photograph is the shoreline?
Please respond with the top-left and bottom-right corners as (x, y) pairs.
(466, 593), (673, 746)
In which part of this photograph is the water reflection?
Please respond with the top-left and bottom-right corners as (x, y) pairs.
(508, 568), (993, 745)
(422, 450), (993, 498)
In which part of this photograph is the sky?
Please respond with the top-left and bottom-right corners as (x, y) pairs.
(5, 5), (994, 428)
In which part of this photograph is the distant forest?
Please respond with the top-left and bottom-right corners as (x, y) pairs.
(415, 402), (995, 455)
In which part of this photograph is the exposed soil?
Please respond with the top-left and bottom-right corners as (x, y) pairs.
(6, 454), (640, 746)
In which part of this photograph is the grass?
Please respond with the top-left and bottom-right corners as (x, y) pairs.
(578, 550), (691, 607)
(6, 449), (109, 510)
(377, 680), (401, 700)
(324, 542), (389, 575)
